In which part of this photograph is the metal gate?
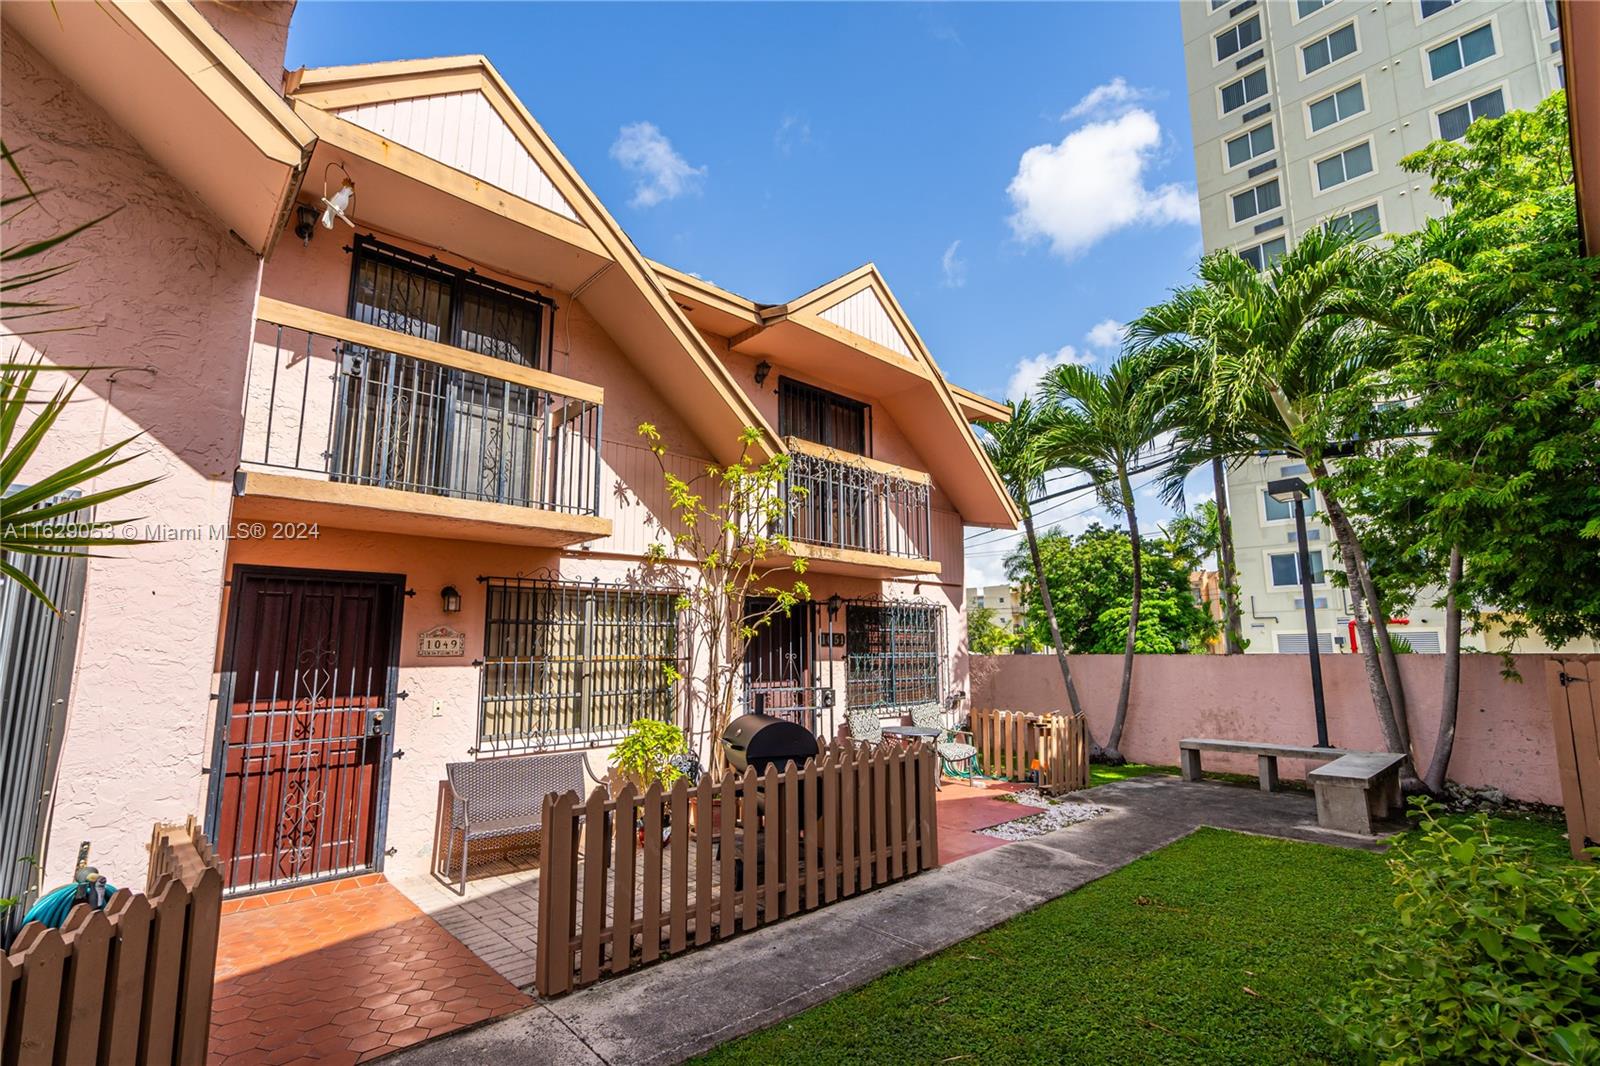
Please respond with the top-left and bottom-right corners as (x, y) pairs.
(208, 567), (404, 894)
(743, 599), (828, 731)
(0, 537), (86, 924)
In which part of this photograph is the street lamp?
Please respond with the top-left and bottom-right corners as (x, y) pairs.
(1266, 476), (1329, 748)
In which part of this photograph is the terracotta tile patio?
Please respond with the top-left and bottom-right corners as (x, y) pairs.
(210, 879), (531, 1065)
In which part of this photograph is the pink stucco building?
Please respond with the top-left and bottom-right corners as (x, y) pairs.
(1, 3), (1016, 898)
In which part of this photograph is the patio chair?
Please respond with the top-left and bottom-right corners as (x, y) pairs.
(845, 707), (888, 754)
(909, 703), (978, 782)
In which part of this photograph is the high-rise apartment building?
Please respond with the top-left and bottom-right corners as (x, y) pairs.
(1180, 0), (1564, 653)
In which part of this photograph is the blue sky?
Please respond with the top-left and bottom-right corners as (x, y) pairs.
(285, 2), (1211, 585)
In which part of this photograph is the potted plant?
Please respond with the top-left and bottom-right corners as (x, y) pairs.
(608, 719), (691, 794)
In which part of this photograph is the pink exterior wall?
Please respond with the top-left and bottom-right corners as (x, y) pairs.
(193, 0), (295, 88)
(3, 31), (265, 887)
(969, 653), (1589, 805)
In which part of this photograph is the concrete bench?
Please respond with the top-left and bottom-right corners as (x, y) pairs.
(1178, 738), (1350, 792)
(1309, 752), (1406, 835)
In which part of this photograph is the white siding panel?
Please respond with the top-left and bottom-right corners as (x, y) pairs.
(335, 91), (580, 221)
(816, 288), (914, 358)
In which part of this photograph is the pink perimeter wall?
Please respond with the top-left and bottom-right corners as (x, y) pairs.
(969, 653), (1587, 805)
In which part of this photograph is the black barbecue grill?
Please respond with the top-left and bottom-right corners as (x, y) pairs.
(721, 713), (820, 776)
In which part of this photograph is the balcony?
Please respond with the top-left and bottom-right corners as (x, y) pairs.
(779, 437), (941, 578)
(235, 298), (611, 547)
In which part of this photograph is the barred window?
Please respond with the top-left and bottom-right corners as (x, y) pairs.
(846, 602), (943, 711)
(479, 578), (680, 749)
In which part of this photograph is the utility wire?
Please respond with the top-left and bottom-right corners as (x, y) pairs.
(964, 446), (1181, 544)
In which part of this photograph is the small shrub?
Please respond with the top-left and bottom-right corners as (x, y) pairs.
(1328, 800), (1600, 1064)
(608, 719), (689, 791)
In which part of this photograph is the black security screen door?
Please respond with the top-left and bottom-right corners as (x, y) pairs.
(778, 378), (869, 454)
(743, 598), (822, 730)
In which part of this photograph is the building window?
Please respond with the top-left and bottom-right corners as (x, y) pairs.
(1221, 68), (1269, 114)
(846, 602), (943, 710)
(1263, 484), (1317, 521)
(1226, 123), (1276, 168)
(1270, 550), (1326, 587)
(479, 578), (681, 748)
(1296, 0), (1330, 17)
(1308, 81), (1365, 131)
(1427, 23), (1496, 81)
(1232, 177), (1282, 223)
(1276, 632), (1335, 653)
(1211, 0), (1228, 9)
(1302, 23), (1357, 74)
(1216, 14), (1263, 61)
(350, 236), (552, 370)
(778, 377), (869, 454)
(1327, 203), (1382, 239)
(1238, 236), (1288, 271)
(1315, 142), (1374, 191)
(1419, 0), (1460, 17)
(1437, 88), (1505, 140)
(1545, 0), (1559, 31)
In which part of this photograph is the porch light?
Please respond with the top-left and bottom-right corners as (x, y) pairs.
(753, 360), (772, 388)
(294, 204), (318, 246)
(440, 585), (462, 614)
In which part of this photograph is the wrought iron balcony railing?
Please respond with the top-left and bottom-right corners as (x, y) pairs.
(242, 299), (603, 516)
(780, 437), (932, 561)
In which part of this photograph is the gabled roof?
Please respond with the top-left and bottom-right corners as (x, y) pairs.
(282, 55), (778, 465)
(658, 262), (1020, 529)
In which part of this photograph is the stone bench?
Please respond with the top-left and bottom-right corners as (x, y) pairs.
(1308, 752), (1406, 835)
(1178, 738), (1350, 793)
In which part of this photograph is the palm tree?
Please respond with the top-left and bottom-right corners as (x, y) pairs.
(1188, 227), (1416, 780)
(1037, 355), (1179, 761)
(977, 398), (1085, 720)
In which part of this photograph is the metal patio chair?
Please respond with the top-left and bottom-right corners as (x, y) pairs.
(845, 707), (889, 755)
(442, 752), (586, 895)
(909, 703), (978, 782)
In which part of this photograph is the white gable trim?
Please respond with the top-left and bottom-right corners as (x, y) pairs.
(816, 287), (914, 358)
(334, 91), (580, 221)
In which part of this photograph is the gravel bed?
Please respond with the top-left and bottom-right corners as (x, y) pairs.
(977, 789), (1110, 841)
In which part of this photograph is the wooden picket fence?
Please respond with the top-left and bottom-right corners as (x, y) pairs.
(535, 742), (939, 996)
(970, 708), (1089, 794)
(1548, 658), (1599, 861)
(1, 817), (223, 1066)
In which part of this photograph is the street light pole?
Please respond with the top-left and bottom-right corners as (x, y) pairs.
(1268, 476), (1330, 748)
(1292, 495), (1329, 747)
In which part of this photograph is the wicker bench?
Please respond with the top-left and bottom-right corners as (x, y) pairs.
(442, 752), (586, 895)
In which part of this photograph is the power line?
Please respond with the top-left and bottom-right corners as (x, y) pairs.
(964, 447), (1182, 544)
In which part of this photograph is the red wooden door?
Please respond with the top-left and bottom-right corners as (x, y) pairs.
(212, 568), (403, 892)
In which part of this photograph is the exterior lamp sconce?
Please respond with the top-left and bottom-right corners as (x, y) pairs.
(753, 360), (772, 388)
(826, 593), (842, 622)
(1266, 476), (1329, 747)
(440, 585), (462, 614)
(294, 204), (318, 246)
(318, 162), (356, 231)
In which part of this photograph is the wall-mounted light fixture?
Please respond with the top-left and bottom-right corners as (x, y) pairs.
(440, 585), (462, 614)
(753, 360), (772, 388)
(294, 204), (318, 245)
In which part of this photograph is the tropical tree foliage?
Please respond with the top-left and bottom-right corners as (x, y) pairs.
(966, 605), (1019, 655)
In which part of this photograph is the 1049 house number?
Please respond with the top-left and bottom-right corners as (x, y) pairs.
(418, 625), (466, 657)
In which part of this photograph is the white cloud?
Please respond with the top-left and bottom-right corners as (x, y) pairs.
(1062, 77), (1153, 121)
(1085, 318), (1127, 352)
(610, 122), (706, 208)
(940, 239), (967, 288)
(1007, 108), (1199, 260)
(1005, 344), (1093, 403)
(774, 115), (812, 156)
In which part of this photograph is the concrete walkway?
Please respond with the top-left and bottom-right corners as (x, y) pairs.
(387, 776), (1392, 1066)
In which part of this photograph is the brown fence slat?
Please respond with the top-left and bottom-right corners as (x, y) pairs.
(667, 779), (688, 956)
(739, 769), (760, 933)
(718, 773), (737, 939)
(176, 863), (223, 1065)
(99, 890), (151, 1061)
(57, 906), (112, 1066)
(694, 775), (714, 947)
(11, 926), (66, 1065)
(641, 782), (664, 965)
(611, 784), (637, 976)
(579, 789), (609, 985)
(139, 877), (191, 1066)
(822, 754), (840, 904)
(1549, 659), (1600, 860)
(762, 766), (780, 920)
(782, 761), (801, 917)
(841, 748), (859, 897)
(803, 758), (822, 909)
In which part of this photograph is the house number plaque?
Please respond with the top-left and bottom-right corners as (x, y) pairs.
(418, 625), (466, 657)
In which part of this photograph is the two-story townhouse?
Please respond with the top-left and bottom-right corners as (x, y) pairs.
(2, 12), (1017, 900)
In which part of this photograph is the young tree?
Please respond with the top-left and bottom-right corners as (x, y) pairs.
(638, 424), (810, 772)
(1038, 357), (1180, 761)
(966, 605), (1017, 655)
(977, 399), (1087, 720)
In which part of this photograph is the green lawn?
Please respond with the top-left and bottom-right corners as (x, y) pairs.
(693, 818), (1568, 1065)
